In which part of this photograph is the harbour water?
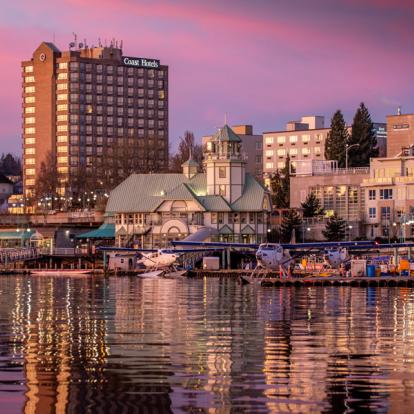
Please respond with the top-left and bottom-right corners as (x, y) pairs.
(1, 276), (414, 413)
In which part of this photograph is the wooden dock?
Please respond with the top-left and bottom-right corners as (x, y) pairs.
(189, 270), (414, 287)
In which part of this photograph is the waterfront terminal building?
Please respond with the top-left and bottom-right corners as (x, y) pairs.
(106, 125), (271, 248)
(22, 41), (168, 203)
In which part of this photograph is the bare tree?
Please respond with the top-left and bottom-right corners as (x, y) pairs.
(34, 151), (60, 209)
(169, 131), (203, 173)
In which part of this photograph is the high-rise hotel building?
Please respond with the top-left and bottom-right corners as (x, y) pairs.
(22, 42), (168, 203)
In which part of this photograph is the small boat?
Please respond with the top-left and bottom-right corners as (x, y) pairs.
(30, 269), (92, 277)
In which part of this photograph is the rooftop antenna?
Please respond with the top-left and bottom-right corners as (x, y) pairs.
(72, 32), (77, 48)
(120, 40), (123, 50)
(98, 37), (102, 47)
(224, 112), (228, 125)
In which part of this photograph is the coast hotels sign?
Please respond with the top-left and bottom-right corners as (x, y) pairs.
(123, 56), (160, 69)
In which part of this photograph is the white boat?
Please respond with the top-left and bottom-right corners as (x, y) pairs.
(30, 269), (92, 276)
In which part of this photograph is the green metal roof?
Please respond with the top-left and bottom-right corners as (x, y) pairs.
(241, 225), (255, 235)
(106, 172), (270, 214)
(197, 196), (232, 212)
(181, 158), (199, 167)
(0, 230), (38, 240)
(212, 124), (241, 142)
(76, 223), (115, 239)
(219, 225), (233, 235)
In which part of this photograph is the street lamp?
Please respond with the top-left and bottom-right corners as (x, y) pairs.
(345, 143), (360, 170)
(348, 225), (353, 241)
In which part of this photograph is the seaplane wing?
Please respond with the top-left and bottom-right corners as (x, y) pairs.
(171, 240), (375, 250)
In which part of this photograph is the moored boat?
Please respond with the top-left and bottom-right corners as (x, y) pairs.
(30, 269), (92, 276)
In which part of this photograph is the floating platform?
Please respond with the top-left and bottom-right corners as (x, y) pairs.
(189, 270), (414, 287)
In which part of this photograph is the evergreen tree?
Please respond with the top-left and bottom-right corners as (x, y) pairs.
(280, 209), (302, 242)
(322, 213), (346, 241)
(269, 170), (282, 207)
(348, 102), (378, 167)
(269, 156), (291, 208)
(301, 192), (324, 217)
(324, 110), (349, 167)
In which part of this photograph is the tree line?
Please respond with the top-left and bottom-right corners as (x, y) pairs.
(325, 102), (378, 167)
(0, 153), (21, 176)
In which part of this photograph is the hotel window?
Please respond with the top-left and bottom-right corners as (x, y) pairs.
(277, 136), (286, 145)
(265, 136), (274, 145)
(57, 125), (68, 132)
(219, 185), (226, 196)
(57, 145), (68, 153)
(25, 86), (35, 93)
(57, 83), (68, 90)
(59, 62), (68, 70)
(315, 134), (322, 143)
(158, 91), (165, 99)
(57, 136), (68, 143)
(25, 117), (35, 124)
(25, 179), (35, 186)
(25, 76), (35, 83)
(265, 150), (274, 157)
(278, 161), (285, 169)
(290, 148), (298, 157)
(277, 149), (286, 157)
(265, 162), (274, 169)
(302, 147), (310, 156)
(57, 94), (68, 101)
(24, 66), (33, 73)
(57, 167), (68, 174)
(219, 167), (226, 178)
(368, 189), (376, 200)
(289, 135), (298, 144)
(57, 156), (68, 163)
(25, 158), (35, 165)
(380, 188), (393, 200)
(57, 114), (68, 122)
(369, 207), (376, 219)
(25, 127), (35, 134)
(381, 206), (391, 219)
(314, 147), (321, 156)
(25, 96), (35, 104)
(256, 155), (262, 164)
(25, 137), (35, 144)
(57, 104), (67, 111)
(25, 168), (35, 176)
(57, 72), (68, 80)
(302, 134), (310, 144)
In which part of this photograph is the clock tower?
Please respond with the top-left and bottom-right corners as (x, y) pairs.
(204, 125), (246, 203)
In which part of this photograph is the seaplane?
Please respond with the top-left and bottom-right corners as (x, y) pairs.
(171, 239), (414, 282)
(98, 246), (219, 279)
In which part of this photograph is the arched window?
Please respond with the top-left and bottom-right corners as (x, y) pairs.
(171, 201), (187, 212)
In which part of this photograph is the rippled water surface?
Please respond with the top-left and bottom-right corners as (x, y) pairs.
(1, 276), (414, 413)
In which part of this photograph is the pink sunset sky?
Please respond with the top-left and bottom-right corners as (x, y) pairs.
(1, 0), (413, 154)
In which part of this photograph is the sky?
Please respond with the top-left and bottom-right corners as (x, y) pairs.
(0, 0), (414, 154)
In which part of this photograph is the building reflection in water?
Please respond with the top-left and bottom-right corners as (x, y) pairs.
(2, 277), (414, 413)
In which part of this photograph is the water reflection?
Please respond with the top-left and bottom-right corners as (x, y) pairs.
(1, 277), (414, 413)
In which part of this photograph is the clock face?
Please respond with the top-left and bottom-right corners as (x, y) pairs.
(39, 53), (46, 62)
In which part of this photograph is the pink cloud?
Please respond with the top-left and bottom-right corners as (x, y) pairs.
(0, 0), (413, 152)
